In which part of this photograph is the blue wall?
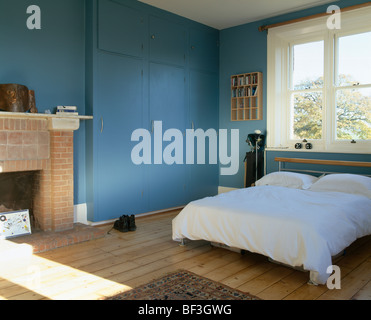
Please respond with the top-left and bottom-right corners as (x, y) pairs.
(1, 0), (370, 207)
(1, 0), (220, 215)
(219, 0), (371, 188)
(0, 0), (87, 203)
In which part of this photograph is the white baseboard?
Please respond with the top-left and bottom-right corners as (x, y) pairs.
(74, 203), (88, 225)
(85, 206), (185, 227)
(76, 190), (238, 227)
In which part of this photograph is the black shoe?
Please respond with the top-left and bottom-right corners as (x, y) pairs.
(114, 215), (129, 233)
(128, 215), (137, 232)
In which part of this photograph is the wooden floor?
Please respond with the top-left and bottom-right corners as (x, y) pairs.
(1, 210), (370, 300)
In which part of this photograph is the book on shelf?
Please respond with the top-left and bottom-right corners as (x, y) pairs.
(56, 106), (78, 116)
(251, 74), (258, 84)
(238, 76), (244, 86)
(56, 111), (79, 116)
(57, 106), (77, 110)
(251, 87), (257, 96)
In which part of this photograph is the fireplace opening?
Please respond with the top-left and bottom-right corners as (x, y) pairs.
(0, 171), (38, 230)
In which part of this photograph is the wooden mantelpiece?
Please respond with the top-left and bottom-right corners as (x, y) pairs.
(0, 111), (92, 128)
(0, 111), (93, 120)
(0, 111), (93, 132)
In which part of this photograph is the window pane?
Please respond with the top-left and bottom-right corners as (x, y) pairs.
(291, 92), (323, 140)
(292, 41), (324, 90)
(338, 31), (371, 86)
(336, 88), (371, 140)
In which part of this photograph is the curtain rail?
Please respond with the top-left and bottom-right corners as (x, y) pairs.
(259, 2), (371, 32)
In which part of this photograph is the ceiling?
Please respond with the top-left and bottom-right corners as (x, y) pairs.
(138, 0), (337, 30)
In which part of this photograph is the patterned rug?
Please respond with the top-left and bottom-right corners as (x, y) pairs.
(107, 270), (261, 300)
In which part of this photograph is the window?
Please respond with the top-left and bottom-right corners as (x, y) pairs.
(267, 7), (371, 153)
(335, 32), (371, 141)
(290, 40), (324, 140)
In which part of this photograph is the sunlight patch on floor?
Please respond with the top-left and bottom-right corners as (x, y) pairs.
(0, 240), (132, 300)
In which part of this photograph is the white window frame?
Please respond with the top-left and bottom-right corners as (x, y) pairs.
(267, 7), (371, 154)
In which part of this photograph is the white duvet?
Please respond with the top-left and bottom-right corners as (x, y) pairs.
(172, 186), (371, 285)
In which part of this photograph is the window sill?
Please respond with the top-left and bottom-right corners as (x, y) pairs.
(266, 146), (371, 154)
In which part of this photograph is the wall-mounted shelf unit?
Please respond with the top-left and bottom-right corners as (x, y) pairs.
(231, 72), (263, 121)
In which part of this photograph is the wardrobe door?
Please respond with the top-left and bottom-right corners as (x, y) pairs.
(148, 62), (187, 211)
(188, 70), (219, 201)
(189, 28), (219, 72)
(95, 52), (146, 221)
(149, 15), (186, 66)
(98, 0), (145, 58)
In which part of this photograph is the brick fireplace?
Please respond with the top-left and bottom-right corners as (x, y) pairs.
(0, 115), (77, 232)
(0, 113), (106, 253)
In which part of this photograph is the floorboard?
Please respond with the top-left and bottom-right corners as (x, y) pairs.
(0, 210), (370, 300)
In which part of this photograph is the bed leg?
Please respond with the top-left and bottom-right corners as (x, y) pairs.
(307, 280), (319, 286)
(180, 239), (186, 247)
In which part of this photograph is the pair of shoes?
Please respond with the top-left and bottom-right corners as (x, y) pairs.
(128, 215), (137, 232)
(114, 215), (129, 233)
(113, 215), (136, 233)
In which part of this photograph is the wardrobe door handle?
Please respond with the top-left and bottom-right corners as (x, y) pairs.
(100, 117), (104, 133)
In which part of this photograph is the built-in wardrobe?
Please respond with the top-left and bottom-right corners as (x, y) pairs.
(85, 0), (219, 223)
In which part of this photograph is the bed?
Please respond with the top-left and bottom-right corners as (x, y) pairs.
(172, 158), (371, 285)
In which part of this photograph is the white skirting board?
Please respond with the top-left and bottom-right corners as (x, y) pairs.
(74, 203), (88, 225)
(74, 187), (240, 227)
(74, 204), (185, 227)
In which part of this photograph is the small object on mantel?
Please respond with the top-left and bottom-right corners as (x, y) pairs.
(29, 90), (38, 113)
(0, 84), (33, 113)
(56, 105), (78, 116)
(0, 84), (39, 114)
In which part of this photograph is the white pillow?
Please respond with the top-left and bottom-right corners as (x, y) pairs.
(255, 172), (318, 190)
(309, 174), (371, 199)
